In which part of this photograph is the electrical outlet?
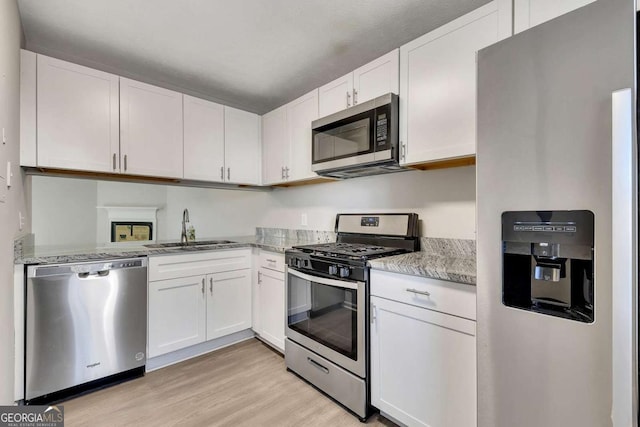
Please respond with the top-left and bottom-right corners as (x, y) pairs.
(301, 213), (308, 227)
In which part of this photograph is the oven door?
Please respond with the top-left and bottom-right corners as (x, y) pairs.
(285, 267), (365, 378)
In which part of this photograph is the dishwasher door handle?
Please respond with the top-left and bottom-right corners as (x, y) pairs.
(78, 270), (110, 278)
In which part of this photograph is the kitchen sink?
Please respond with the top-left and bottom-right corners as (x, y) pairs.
(144, 240), (236, 249)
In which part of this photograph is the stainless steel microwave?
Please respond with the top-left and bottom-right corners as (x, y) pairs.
(311, 93), (404, 179)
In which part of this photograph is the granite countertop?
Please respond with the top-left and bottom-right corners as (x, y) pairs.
(368, 238), (476, 286)
(15, 228), (336, 265)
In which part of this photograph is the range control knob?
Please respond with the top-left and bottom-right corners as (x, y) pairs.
(339, 267), (350, 278)
(328, 265), (338, 276)
(295, 258), (303, 268)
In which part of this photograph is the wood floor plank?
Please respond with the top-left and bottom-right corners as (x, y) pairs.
(62, 339), (396, 426)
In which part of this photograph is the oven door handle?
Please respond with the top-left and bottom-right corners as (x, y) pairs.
(287, 268), (362, 290)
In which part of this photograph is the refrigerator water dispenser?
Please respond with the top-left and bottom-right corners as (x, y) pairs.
(502, 210), (594, 323)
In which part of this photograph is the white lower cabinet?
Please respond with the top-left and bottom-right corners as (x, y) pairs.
(206, 270), (252, 340)
(253, 250), (285, 352)
(148, 250), (252, 358)
(370, 270), (477, 427)
(257, 267), (285, 351)
(148, 275), (207, 358)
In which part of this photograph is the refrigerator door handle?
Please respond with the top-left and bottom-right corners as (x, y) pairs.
(611, 88), (638, 426)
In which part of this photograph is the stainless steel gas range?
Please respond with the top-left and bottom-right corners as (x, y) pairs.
(284, 213), (419, 421)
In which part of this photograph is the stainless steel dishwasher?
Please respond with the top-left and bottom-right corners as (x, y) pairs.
(25, 257), (147, 402)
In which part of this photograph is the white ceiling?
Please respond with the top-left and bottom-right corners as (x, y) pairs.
(17, 0), (491, 114)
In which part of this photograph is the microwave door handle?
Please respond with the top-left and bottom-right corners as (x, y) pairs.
(287, 268), (361, 290)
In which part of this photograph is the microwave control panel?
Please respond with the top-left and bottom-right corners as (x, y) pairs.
(376, 113), (388, 145)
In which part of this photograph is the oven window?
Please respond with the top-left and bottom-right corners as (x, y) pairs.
(313, 118), (371, 162)
(287, 273), (358, 360)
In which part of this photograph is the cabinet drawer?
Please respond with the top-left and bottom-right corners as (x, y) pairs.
(258, 251), (285, 273)
(370, 269), (476, 320)
(149, 249), (251, 281)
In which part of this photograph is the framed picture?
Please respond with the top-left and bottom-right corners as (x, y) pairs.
(111, 221), (153, 243)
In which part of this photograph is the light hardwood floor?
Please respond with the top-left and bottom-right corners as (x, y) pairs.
(63, 338), (396, 426)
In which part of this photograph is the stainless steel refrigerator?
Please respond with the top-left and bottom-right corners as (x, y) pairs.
(476, 0), (638, 426)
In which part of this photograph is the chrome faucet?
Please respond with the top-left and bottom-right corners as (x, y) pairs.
(181, 208), (190, 245)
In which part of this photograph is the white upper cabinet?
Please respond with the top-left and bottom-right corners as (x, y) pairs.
(20, 50), (37, 167)
(120, 77), (183, 178)
(224, 106), (261, 185)
(400, 1), (511, 165)
(318, 73), (354, 118)
(262, 89), (319, 185)
(183, 95), (225, 182)
(262, 105), (288, 185)
(318, 49), (400, 119)
(287, 89), (319, 181)
(36, 55), (119, 173)
(514, 0), (597, 34)
(353, 49), (399, 106)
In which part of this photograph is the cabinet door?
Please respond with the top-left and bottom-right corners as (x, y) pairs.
(287, 89), (319, 181)
(224, 106), (261, 185)
(183, 95), (225, 182)
(36, 55), (119, 173)
(318, 72), (354, 118)
(261, 105), (288, 185)
(120, 77), (183, 178)
(257, 268), (285, 352)
(514, 0), (596, 34)
(206, 269), (252, 340)
(353, 49), (399, 105)
(400, 2), (502, 165)
(148, 276), (206, 358)
(370, 296), (477, 427)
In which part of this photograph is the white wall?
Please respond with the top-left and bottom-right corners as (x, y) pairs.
(0, 0), (27, 405)
(31, 176), (97, 246)
(164, 186), (271, 240)
(31, 166), (476, 245)
(261, 167), (477, 239)
(31, 177), (272, 246)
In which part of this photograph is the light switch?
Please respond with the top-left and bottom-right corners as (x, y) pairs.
(301, 213), (308, 226)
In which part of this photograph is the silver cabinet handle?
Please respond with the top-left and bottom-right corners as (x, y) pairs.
(370, 301), (376, 324)
(307, 357), (329, 374)
(346, 91), (351, 108)
(201, 278), (205, 295)
(209, 277), (213, 294)
(227, 167), (230, 181)
(406, 288), (430, 297)
(220, 166), (224, 180)
(124, 154), (128, 171)
(257, 271), (262, 284)
(266, 259), (276, 263)
(353, 88), (358, 105)
(113, 153), (117, 170)
(285, 167), (289, 179)
(400, 142), (406, 161)
(281, 167), (285, 180)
